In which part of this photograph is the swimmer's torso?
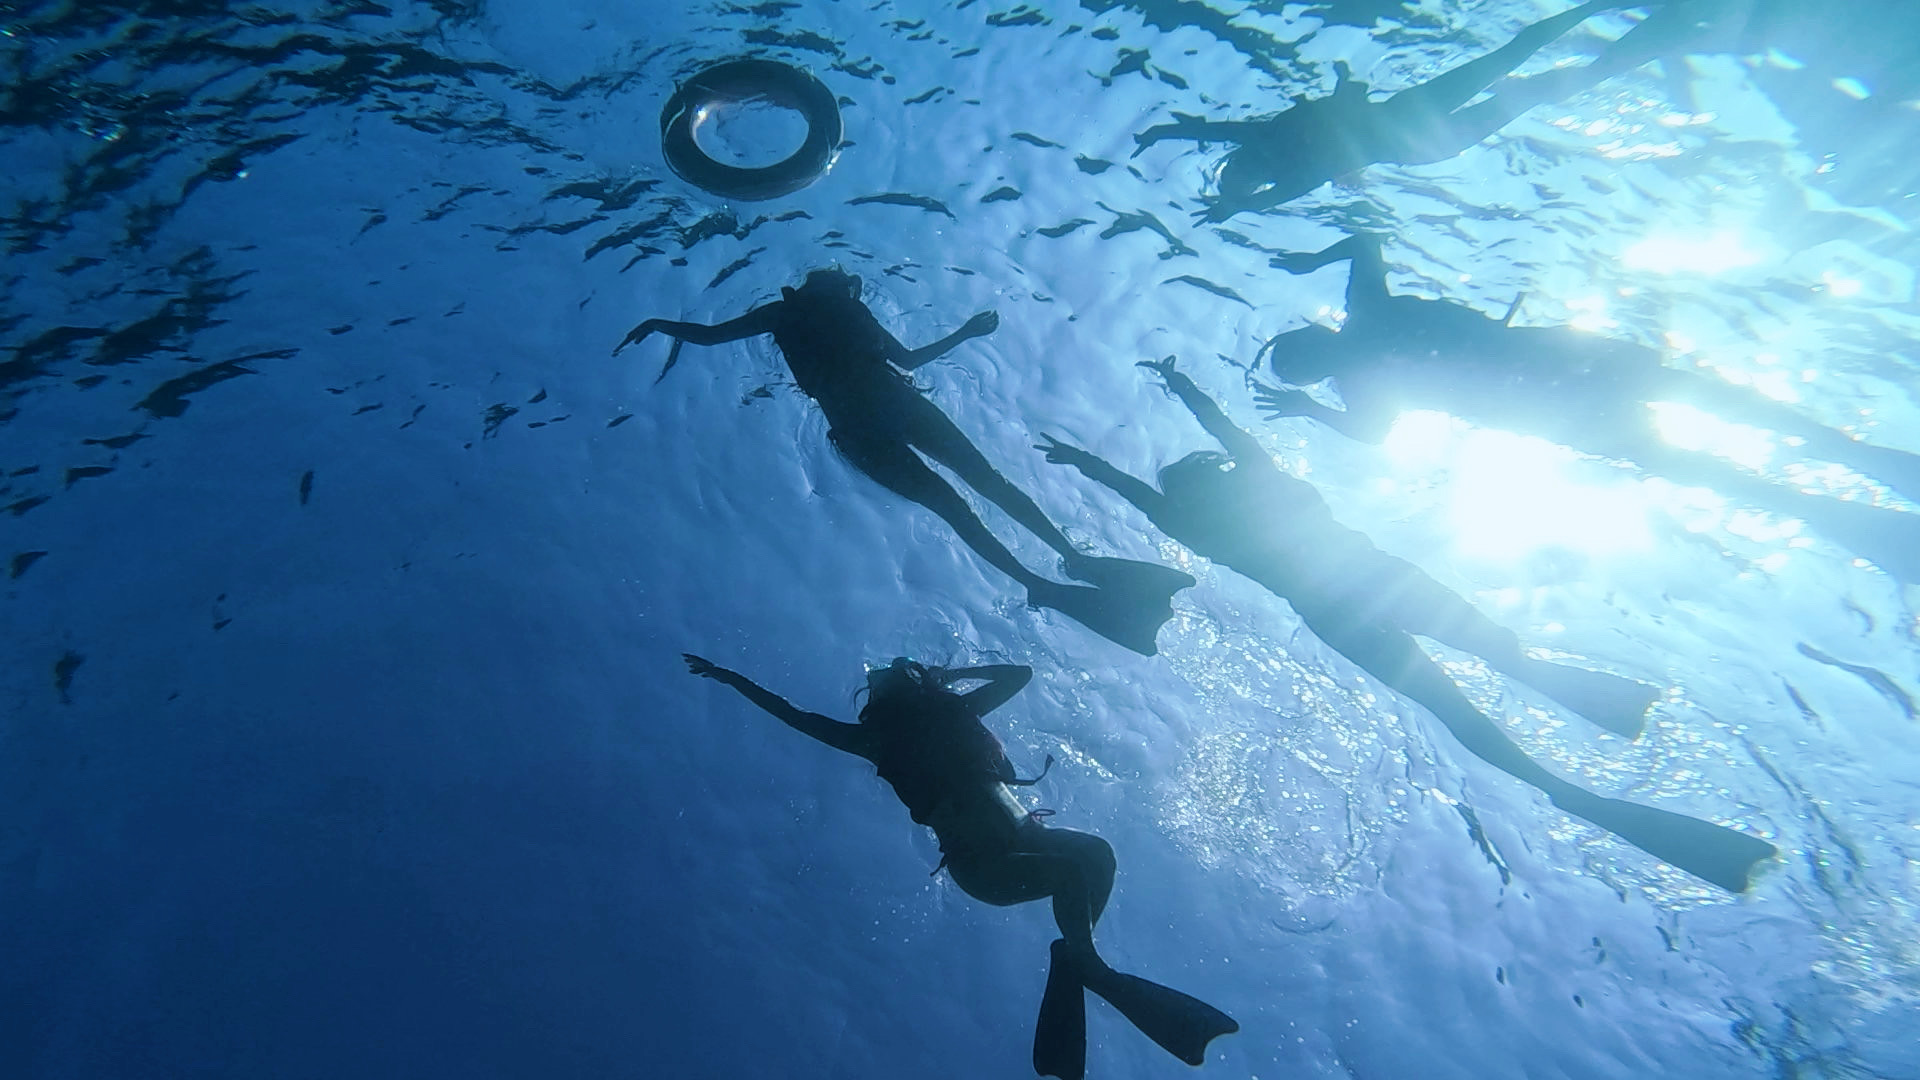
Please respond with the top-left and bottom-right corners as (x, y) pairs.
(1160, 465), (1388, 602)
(924, 783), (1028, 860)
(771, 292), (919, 424)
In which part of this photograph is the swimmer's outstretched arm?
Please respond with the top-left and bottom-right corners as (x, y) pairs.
(612, 305), (780, 356)
(1140, 357), (1268, 464)
(1034, 434), (1168, 518)
(1132, 112), (1267, 154)
(683, 653), (876, 761)
(889, 310), (999, 370)
(934, 663), (1032, 717)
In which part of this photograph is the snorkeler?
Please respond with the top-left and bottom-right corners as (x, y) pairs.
(1133, 0), (1640, 221)
(1251, 232), (1920, 583)
(683, 653), (1239, 1079)
(616, 269), (1194, 655)
(1037, 358), (1776, 893)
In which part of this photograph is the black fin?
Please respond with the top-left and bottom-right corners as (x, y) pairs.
(1081, 958), (1238, 1066)
(1033, 940), (1087, 1080)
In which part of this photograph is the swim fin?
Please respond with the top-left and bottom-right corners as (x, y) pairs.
(1551, 790), (1776, 893)
(1065, 553), (1195, 598)
(1031, 580), (1172, 656)
(1038, 556), (1194, 655)
(1033, 940), (1088, 1080)
(1523, 662), (1659, 739)
(1076, 947), (1239, 1066)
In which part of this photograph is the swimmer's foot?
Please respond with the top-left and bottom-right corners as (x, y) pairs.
(1033, 559), (1193, 656)
(1550, 789), (1777, 894)
(1033, 940), (1088, 1080)
(1060, 940), (1239, 1067)
(1028, 581), (1166, 656)
(1524, 663), (1660, 739)
(1063, 554), (1195, 599)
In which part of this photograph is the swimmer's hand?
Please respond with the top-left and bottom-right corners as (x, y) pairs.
(1136, 355), (1179, 382)
(614, 319), (664, 356)
(1191, 197), (1246, 225)
(1250, 380), (1298, 420)
(1033, 433), (1094, 468)
(960, 310), (999, 339)
(1267, 251), (1322, 274)
(683, 653), (732, 681)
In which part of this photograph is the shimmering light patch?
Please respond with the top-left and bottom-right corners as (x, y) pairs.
(1600, 140), (1683, 161)
(1622, 229), (1765, 275)
(1821, 270), (1864, 297)
(1833, 77), (1871, 101)
(1691, 357), (1803, 405)
(1766, 48), (1805, 70)
(1383, 412), (1653, 561)
(1648, 402), (1778, 470)
(1746, 368), (1804, 405)
(1564, 293), (1617, 333)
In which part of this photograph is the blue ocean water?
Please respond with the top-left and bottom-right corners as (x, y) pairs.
(3, 1), (1918, 1076)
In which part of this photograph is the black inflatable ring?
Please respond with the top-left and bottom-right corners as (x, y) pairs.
(660, 59), (841, 201)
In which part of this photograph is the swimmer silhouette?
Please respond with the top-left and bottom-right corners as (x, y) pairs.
(1039, 359), (1775, 892)
(1134, 0), (1639, 221)
(616, 270), (1194, 655)
(684, 653), (1238, 1079)
(1252, 233), (1920, 582)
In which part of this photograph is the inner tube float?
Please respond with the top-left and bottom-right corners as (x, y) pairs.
(660, 59), (841, 201)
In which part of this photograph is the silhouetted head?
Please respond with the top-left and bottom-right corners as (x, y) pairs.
(1264, 323), (1346, 384)
(785, 267), (862, 302)
(858, 658), (1007, 810)
(858, 656), (950, 730)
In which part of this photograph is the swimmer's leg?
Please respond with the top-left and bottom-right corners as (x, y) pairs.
(887, 394), (1081, 561)
(1652, 368), (1920, 503)
(950, 832), (1236, 1075)
(947, 826), (1115, 944)
(897, 397), (1193, 610)
(1371, 553), (1657, 738)
(1388, 0), (1613, 118)
(1603, 419), (1920, 584)
(829, 430), (1174, 653)
(1324, 621), (1774, 891)
(829, 428), (1052, 591)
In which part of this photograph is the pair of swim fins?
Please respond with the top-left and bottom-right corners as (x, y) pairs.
(1034, 556), (1196, 657)
(1033, 939), (1239, 1080)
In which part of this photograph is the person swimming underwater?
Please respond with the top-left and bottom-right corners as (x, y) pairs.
(1133, 0), (1646, 221)
(1250, 232), (1920, 584)
(1037, 358), (1776, 893)
(616, 269), (1194, 655)
(683, 652), (1239, 1079)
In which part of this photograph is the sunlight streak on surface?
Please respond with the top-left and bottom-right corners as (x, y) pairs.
(1382, 412), (1653, 562)
(1622, 229), (1767, 275)
(1648, 402), (1778, 470)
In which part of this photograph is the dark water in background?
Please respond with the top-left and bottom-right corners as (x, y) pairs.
(3, 1), (1918, 1076)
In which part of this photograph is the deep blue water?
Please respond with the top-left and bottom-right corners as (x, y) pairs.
(4, 1), (1918, 1077)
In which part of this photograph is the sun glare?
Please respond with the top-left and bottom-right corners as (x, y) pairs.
(1622, 229), (1766, 275)
(1382, 412), (1653, 563)
(1647, 402), (1778, 470)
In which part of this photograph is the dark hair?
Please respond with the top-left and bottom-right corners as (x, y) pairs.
(858, 659), (1008, 820)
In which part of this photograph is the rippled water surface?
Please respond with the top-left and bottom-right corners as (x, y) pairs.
(4, 1), (1918, 1077)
